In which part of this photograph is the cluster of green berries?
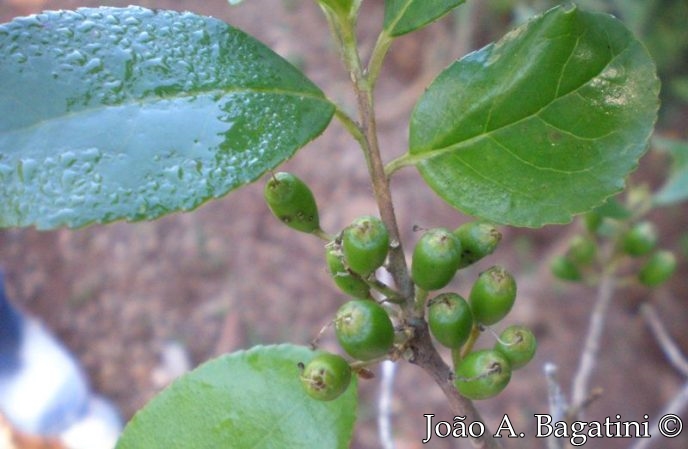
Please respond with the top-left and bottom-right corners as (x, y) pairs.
(621, 221), (676, 287)
(264, 172), (536, 402)
(426, 267), (536, 400)
(264, 173), (392, 400)
(551, 206), (676, 287)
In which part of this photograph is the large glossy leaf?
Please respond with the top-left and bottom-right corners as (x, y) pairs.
(116, 345), (358, 449)
(407, 6), (659, 227)
(384, 0), (465, 37)
(0, 7), (333, 229)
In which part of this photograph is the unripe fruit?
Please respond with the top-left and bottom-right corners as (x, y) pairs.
(469, 266), (517, 325)
(622, 221), (657, 257)
(455, 349), (511, 400)
(427, 293), (473, 349)
(325, 245), (371, 298)
(638, 250), (676, 287)
(494, 325), (537, 370)
(341, 216), (389, 276)
(566, 235), (596, 266)
(550, 255), (582, 282)
(335, 299), (394, 361)
(411, 228), (462, 291)
(453, 221), (501, 268)
(264, 172), (320, 233)
(300, 352), (352, 401)
(584, 211), (603, 233)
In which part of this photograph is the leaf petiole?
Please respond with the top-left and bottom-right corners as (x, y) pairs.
(385, 153), (420, 177)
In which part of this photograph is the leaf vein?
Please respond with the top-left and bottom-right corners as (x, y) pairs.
(419, 36), (632, 162)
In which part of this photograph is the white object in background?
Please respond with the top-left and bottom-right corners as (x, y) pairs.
(151, 340), (192, 389)
(0, 272), (122, 449)
(60, 396), (122, 449)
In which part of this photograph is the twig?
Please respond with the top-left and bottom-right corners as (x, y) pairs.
(410, 323), (503, 449)
(570, 269), (616, 416)
(565, 388), (603, 423)
(640, 303), (688, 377)
(628, 381), (688, 449)
(544, 363), (568, 424)
(630, 303), (688, 449)
(378, 360), (397, 449)
(628, 302), (688, 449)
(544, 363), (566, 449)
(324, 8), (501, 448)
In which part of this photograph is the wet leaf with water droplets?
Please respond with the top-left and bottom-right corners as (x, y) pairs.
(115, 345), (357, 449)
(407, 6), (659, 227)
(0, 7), (334, 229)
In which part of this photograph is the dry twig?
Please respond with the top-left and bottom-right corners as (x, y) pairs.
(570, 271), (616, 416)
(628, 303), (688, 449)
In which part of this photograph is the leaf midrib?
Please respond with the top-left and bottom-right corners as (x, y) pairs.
(384, 0), (414, 35)
(0, 87), (332, 139)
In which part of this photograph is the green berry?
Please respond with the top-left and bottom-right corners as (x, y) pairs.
(341, 216), (389, 276)
(638, 250), (676, 287)
(335, 299), (394, 361)
(622, 221), (657, 257)
(550, 255), (582, 282)
(566, 235), (596, 266)
(453, 221), (501, 268)
(411, 228), (462, 291)
(494, 325), (537, 370)
(300, 352), (352, 401)
(427, 293), (473, 349)
(584, 211), (603, 233)
(264, 172), (320, 233)
(326, 245), (371, 298)
(455, 349), (511, 400)
(469, 266), (517, 325)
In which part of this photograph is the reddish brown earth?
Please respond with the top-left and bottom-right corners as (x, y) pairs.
(1, 1), (687, 448)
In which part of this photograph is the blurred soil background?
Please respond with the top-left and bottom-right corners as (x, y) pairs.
(1, 1), (688, 448)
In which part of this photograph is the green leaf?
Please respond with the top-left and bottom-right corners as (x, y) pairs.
(0, 7), (333, 229)
(318, 0), (360, 17)
(384, 0), (465, 37)
(593, 196), (632, 220)
(653, 136), (688, 206)
(115, 345), (358, 449)
(407, 5), (659, 227)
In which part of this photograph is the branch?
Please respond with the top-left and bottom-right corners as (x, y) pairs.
(627, 303), (688, 449)
(410, 322), (503, 449)
(543, 363), (566, 449)
(570, 268), (616, 416)
(544, 363), (568, 421)
(353, 80), (414, 301)
(640, 303), (688, 377)
(330, 7), (413, 302)
(628, 381), (688, 449)
(324, 9), (500, 448)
